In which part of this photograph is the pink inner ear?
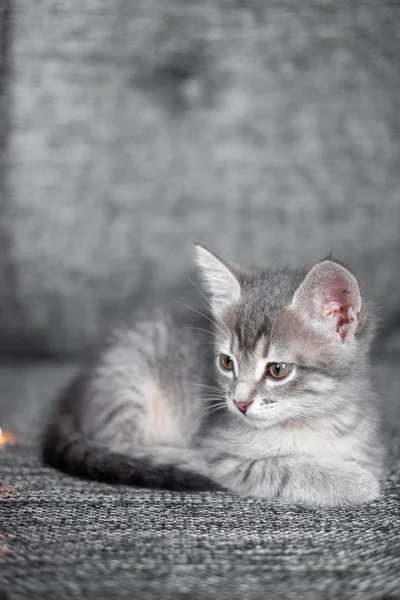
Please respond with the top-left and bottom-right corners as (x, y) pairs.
(293, 261), (363, 341)
(320, 275), (362, 340)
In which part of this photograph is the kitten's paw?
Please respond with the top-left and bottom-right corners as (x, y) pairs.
(279, 466), (381, 507)
(340, 470), (380, 506)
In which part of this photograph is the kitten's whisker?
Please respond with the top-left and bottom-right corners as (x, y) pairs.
(201, 347), (213, 358)
(192, 392), (226, 400)
(187, 277), (214, 310)
(187, 277), (231, 338)
(181, 326), (225, 343)
(194, 396), (226, 402)
(190, 383), (225, 393)
(281, 406), (325, 425)
(191, 383), (223, 389)
(199, 407), (226, 419)
(173, 301), (229, 340)
(196, 403), (227, 421)
(193, 391), (225, 397)
(197, 400), (227, 406)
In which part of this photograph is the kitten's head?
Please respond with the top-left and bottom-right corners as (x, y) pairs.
(195, 245), (374, 429)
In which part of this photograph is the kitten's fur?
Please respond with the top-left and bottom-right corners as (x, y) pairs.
(43, 246), (384, 506)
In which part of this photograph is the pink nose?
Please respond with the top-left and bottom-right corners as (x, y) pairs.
(233, 399), (254, 415)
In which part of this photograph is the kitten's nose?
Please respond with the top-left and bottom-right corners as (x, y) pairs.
(233, 399), (253, 415)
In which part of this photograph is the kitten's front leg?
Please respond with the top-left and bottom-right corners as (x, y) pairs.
(207, 453), (380, 507)
(275, 458), (380, 507)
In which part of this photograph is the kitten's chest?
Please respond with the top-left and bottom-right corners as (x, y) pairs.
(248, 423), (355, 460)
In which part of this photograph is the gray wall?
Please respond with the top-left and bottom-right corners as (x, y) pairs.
(1, 0), (399, 355)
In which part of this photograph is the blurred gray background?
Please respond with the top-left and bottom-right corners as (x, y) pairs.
(0, 0), (399, 357)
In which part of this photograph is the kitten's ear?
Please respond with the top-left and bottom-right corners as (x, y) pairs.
(194, 245), (241, 315)
(291, 260), (363, 341)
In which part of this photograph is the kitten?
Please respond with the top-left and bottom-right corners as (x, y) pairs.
(42, 245), (384, 506)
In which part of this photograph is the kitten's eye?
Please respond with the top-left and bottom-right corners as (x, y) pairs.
(219, 354), (234, 371)
(266, 362), (292, 379)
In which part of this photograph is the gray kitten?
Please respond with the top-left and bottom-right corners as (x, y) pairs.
(43, 245), (384, 506)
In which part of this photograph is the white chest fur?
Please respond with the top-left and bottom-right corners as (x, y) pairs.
(222, 418), (365, 465)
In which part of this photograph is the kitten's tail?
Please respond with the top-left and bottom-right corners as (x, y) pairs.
(42, 372), (222, 492)
(42, 430), (222, 493)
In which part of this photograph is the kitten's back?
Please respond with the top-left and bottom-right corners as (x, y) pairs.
(42, 310), (222, 491)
